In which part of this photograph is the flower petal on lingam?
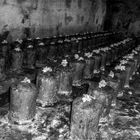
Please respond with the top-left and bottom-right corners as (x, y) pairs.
(42, 66), (52, 73)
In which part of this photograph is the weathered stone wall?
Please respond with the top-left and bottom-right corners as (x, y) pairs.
(0, 0), (106, 41)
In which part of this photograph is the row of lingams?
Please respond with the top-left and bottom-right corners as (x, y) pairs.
(0, 31), (123, 73)
(0, 36), (139, 139)
(7, 36), (139, 124)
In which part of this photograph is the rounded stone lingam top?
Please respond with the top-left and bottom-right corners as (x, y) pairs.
(9, 77), (37, 124)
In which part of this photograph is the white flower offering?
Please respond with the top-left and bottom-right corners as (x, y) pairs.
(51, 119), (61, 128)
(117, 42), (121, 45)
(110, 44), (114, 48)
(42, 66), (52, 73)
(84, 52), (91, 57)
(128, 91), (132, 95)
(127, 55), (134, 59)
(84, 52), (92, 58)
(99, 80), (107, 88)
(120, 60), (128, 65)
(71, 37), (76, 41)
(76, 39), (79, 43)
(36, 37), (40, 39)
(14, 47), (21, 52)
(74, 54), (79, 59)
(16, 39), (23, 44)
(132, 50), (138, 54)
(61, 59), (68, 67)
(87, 53), (93, 58)
(83, 37), (86, 39)
(115, 64), (125, 71)
(93, 69), (100, 74)
(101, 47), (110, 52)
(117, 91), (123, 97)
(78, 37), (82, 40)
(58, 40), (63, 43)
(64, 39), (70, 42)
(78, 57), (84, 61)
(21, 77), (31, 83)
(39, 42), (45, 46)
(92, 49), (100, 54)
(82, 94), (95, 102)
(27, 45), (33, 48)
(122, 40), (126, 44)
(135, 46), (140, 51)
(2, 40), (8, 44)
(109, 71), (114, 78)
(27, 38), (32, 41)
(123, 55), (129, 59)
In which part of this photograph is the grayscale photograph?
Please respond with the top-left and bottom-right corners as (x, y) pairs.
(0, 0), (139, 139)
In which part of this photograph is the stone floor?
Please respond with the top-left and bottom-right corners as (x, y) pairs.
(0, 73), (140, 140)
(0, 102), (71, 140)
(98, 72), (140, 140)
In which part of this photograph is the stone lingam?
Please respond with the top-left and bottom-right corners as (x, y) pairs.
(24, 43), (36, 70)
(57, 59), (73, 102)
(36, 66), (59, 108)
(83, 52), (94, 79)
(71, 55), (85, 87)
(9, 77), (37, 124)
(11, 42), (23, 73)
(71, 94), (101, 140)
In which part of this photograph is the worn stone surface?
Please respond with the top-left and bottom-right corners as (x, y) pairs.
(0, 102), (71, 140)
(105, 0), (140, 36)
(71, 96), (103, 140)
(0, 0), (106, 41)
(98, 68), (140, 139)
